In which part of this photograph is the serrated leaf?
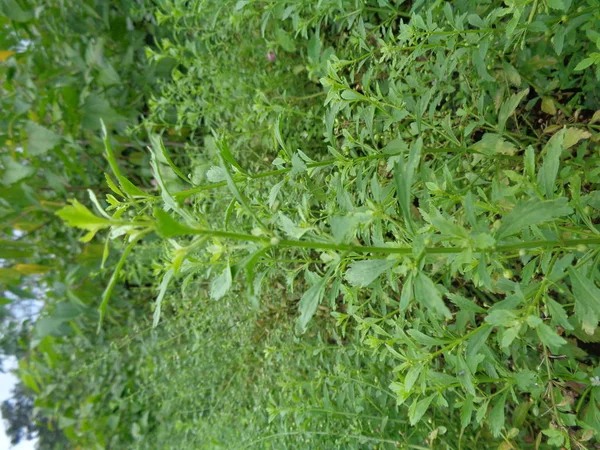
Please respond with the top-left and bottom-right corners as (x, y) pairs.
(345, 259), (396, 287)
(278, 213), (310, 239)
(496, 197), (573, 240)
(546, 297), (574, 331)
(568, 267), (600, 334)
(536, 322), (567, 352)
(471, 133), (517, 156)
(25, 122), (61, 155)
(513, 370), (537, 391)
(498, 89), (529, 134)
(56, 200), (111, 242)
(296, 272), (328, 333)
(206, 166), (227, 183)
(290, 153), (307, 176)
(414, 273), (452, 319)
(466, 325), (492, 372)
(563, 128), (591, 149)
(210, 265), (232, 300)
(0, 156), (34, 185)
(489, 392), (507, 437)
(485, 310), (517, 327)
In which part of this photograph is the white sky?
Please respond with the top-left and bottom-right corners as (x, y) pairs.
(0, 360), (38, 449)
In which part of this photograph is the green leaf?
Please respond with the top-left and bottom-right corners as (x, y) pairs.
(513, 370), (537, 391)
(498, 89), (529, 134)
(546, 0), (567, 10)
(0, 156), (34, 185)
(536, 322), (567, 352)
(25, 122), (61, 155)
(485, 310), (517, 327)
(447, 294), (486, 313)
(278, 213), (310, 239)
(542, 428), (565, 446)
(496, 197), (573, 240)
(275, 28), (296, 52)
(56, 200), (111, 242)
(538, 129), (565, 198)
(0, 0), (33, 21)
(307, 32), (321, 61)
(344, 259), (396, 288)
(563, 128), (591, 149)
(471, 133), (517, 156)
(82, 94), (124, 130)
(404, 365), (421, 392)
(568, 267), (600, 335)
(118, 176), (149, 198)
(489, 392), (507, 437)
(414, 273), (452, 319)
(217, 140), (267, 230)
(394, 138), (422, 234)
(461, 396), (474, 429)
(399, 272), (414, 311)
(296, 271), (328, 333)
(407, 329), (449, 346)
(210, 265), (232, 300)
(546, 297), (574, 331)
(408, 394), (435, 426)
(206, 166), (226, 183)
(574, 57), (595, 71)
(98, 241), (135, 332)
(466, 325), (492, 372)
(153, 269), (174, 327)
(154, 209), (198, 238)
(149, 135), (191, 184)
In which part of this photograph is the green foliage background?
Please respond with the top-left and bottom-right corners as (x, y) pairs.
(1, 0), (600, 449)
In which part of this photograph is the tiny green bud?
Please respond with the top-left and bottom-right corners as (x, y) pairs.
(519, 249), (527, 257)
(503, 269), (513, 279)
(576, 244), (587, 252)
(270, 237), (280, 246)
(583, 206), (591, 215)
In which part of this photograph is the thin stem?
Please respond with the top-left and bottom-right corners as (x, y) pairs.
(183, 227), (600, 256)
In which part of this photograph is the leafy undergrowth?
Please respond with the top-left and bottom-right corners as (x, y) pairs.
(3, 0), (600, 449)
